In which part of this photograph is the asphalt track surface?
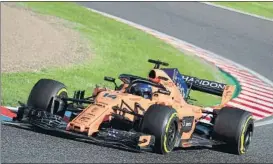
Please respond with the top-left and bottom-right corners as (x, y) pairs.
(2, 2), (273, 163)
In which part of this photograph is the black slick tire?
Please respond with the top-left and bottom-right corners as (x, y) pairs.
(212, 107), (254, 155)
(141, 104), (179, 154)
(27, 79), (68, 116)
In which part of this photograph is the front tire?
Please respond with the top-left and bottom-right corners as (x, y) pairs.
(212, 107), (254, 155)
(27, 79), (68, 116)
(141, 104), (179, 154)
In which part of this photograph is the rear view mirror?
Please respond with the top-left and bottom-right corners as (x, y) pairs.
(104, 76), (115, 82)
(104, 76), (118, 90)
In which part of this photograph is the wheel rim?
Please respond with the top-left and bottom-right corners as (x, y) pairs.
(244, 127), (252, 150)
(166, 121), (177, 150)
(50, 90), (68, 115)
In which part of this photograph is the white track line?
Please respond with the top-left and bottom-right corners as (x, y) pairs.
(255, 117), (273, 126)
(201, 2), (273, 22)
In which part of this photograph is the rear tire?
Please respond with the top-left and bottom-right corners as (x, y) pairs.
(27, 79), (68, 116)
(212, 107), (254, 155)
(141, 104), (179, 154)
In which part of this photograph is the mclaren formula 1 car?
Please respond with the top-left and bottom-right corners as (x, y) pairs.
(2, 59), (254, 155)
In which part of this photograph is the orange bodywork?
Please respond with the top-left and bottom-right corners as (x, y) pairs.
(67, 68), (235, 145)
(213, 85), (236, 109)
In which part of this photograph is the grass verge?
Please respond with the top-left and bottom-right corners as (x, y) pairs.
(1, 2), (230, 107)
(213, 2), (273, 19)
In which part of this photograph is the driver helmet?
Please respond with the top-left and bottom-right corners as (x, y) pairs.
(130, 83), (152, 99)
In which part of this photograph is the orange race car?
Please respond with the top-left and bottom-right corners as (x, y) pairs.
(3, 59), (254, 155)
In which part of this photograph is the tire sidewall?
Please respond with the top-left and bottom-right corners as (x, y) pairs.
(237, 114), (253, 155)
(161, 112), (179, 154)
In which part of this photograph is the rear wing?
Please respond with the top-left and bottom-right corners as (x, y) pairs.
(182, 75), (236, 107)
(182, 75), (228, 96)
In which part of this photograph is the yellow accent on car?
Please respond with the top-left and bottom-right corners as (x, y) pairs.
(57, 88), (67, 96)
(240, 116), (252, 154)
(163, 112), (177, 153)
